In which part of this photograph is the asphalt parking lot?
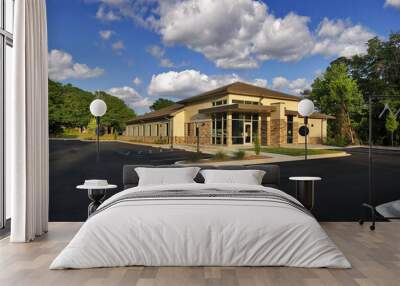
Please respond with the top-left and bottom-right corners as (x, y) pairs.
(277, 148), (400, 221)
(49, 139), (206, 221)
(50, 140), (400, 222)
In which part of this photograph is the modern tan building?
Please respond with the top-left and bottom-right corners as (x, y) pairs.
(125, 82), (334, 146)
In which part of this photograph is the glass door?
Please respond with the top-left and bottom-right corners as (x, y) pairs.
(244, 122), (252, 144)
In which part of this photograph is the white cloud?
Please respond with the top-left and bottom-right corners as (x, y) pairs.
(48, 49), (104, 81)
(99, 30), (114, 40)
(107, 86), (153, 109)
(146, 44), (178, 68)
(132, 77), (141, 85)
(272, 76), (310, 95)
(153, 0), (314, 68)
(272, 77), (290, 90)
(96, 5), (120, 21)
(146, 45), (165, 58)
(93, 0), (375, 68)
(159, 58), (175, 68)
(253, 78), (268, 88)
(132, 98), (154, 108)
(148, 69), (267, 98)
(312, 18), (375, 58)
(112, 40), (125, 50)
(385, 0), (400, 9)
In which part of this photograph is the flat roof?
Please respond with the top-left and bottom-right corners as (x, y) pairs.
(178, 81), (301, 105)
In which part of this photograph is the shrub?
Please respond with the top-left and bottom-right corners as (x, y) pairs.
(233, 150), (246, 160)
(323, 136), (349, 147)
(213, 151), (227, 160)
(189, 152), (203, 162)
(154, 137), (168, 144)
(253, 136), (261, 155)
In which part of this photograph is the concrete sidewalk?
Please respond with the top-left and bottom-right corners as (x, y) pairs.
(346, 145), (400, 151)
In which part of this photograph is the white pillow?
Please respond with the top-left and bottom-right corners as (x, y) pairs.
(201, 169), (266, 185)
(135, 167), (201, 186)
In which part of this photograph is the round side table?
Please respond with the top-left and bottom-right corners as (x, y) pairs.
(76, 184), (117, 217)
(289, 177), (321, 210)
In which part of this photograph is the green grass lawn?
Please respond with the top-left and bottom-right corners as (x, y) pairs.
(259, 147), (343, 156)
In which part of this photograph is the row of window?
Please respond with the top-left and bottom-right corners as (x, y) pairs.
(232, 113), (259, 145)
(212, 99), (262, 106)
(211, 113), (227, 144)
(127, 123), (169, 137)
(211, 113), (261, 145)
(232, 100), (261, 105)
(212, 99), (227, 106)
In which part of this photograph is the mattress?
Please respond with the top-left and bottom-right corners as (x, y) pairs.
(50, 183), (350, 269)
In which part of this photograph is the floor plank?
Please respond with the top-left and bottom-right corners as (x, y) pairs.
(0, 222), (399, 286)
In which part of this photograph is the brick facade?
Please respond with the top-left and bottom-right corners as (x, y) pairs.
(261, 115), (268, 145)
(293, 122), (299, 144)
(270, 119), (287, 146)
(183, 121), (212, 145)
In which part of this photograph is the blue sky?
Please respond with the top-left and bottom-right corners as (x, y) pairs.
(47, 0), (400, 114)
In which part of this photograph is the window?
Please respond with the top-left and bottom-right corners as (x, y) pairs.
(232, 113), (259, 144)
(287, 115), (293, 143)
(187, 123), (192, 137)
(212, 99), (227, 106)
(232, 99), (261, 105)
(211, 113), (227, 144)
(1, 0), (14, 228)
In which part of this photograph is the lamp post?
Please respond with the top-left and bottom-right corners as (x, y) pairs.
(298, 99), (315, 160)
(90, 99), (107, 162)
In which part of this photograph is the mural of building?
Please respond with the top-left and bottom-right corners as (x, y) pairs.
(125, 82), (334, 146)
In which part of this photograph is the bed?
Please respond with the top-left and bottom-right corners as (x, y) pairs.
(50, 165), (350, 269)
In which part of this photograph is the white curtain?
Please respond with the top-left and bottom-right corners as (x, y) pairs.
(8, 0), (49, 242)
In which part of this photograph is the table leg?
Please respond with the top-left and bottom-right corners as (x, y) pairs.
(88, 189), (106, 217)
(296, 181), (315, 210)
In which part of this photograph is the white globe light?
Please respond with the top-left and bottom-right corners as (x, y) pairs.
(90, 99), (107, 117)
(298, 99), (315, 117)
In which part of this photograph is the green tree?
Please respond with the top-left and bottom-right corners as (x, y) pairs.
(336, 33), (400, 145)
(48, 79), (136, 135)
(385, 112), (399, 146)
(87, 117), (97, 134)
(310, 63), (363, 144)
(150, 98), (175, 111)
(95, 91), (136, 133)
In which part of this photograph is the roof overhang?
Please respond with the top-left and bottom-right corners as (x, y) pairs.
(199, 103), (276, 114)
(126, 115), (172, 125)
(285, 110), (336, 120)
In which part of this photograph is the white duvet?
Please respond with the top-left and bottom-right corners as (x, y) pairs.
(50, 183), (351, 269)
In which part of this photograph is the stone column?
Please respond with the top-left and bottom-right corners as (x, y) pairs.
(261, 114), (268, 146)
(226, 112), (232, 146)
(266, 117), (271, 146)
(293, 121), (299, 144)
(270, 102), (287, 146)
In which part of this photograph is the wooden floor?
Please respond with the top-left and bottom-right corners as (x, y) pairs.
(0, 222), (399, 286)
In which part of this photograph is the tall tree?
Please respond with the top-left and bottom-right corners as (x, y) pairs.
(336, 33), (400, 144)
(385, 112), (399, 146)
(150, 98), (175, 111)
(310, 63), (364, 144)
(96, 91), (136, 133)
(48, 79), (136, 134)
